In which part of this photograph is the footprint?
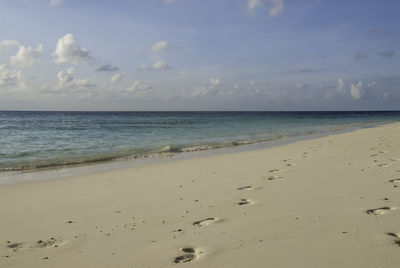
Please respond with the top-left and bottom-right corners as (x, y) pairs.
(237, 185), (253, 191)
(389, 179), (400, 187)
(238, 199), (252, 206)
(387, 233), (400, 247)
(174, 247), (198, 263)
(378, 164), (389, 167)
(34, 238), (57, 248)
(266, 176), (282, 181)
(269, 169), (280, 173)
(193, 218), (219, 227)
(366, 207), (396, 215)
(387, 232), (400, 238)
(6, 242), (24, 252)
(6, 238), (66, 253)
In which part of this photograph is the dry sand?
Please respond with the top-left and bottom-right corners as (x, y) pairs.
(1, 123), (400, 267)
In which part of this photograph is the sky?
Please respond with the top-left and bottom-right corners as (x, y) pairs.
(0, 0), (399, 111)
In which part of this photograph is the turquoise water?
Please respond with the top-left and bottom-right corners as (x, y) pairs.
(1, 111), (399, 172)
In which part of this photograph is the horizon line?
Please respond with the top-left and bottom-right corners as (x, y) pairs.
(1, 110), (400, 113)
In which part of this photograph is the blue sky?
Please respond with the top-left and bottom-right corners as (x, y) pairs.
(0, 0), (399, 110)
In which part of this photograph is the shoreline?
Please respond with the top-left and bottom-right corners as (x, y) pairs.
(1, 122), (400, 267)
(0, 120), (395, 186)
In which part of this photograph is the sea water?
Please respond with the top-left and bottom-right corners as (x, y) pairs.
(1, 111), (399, 172)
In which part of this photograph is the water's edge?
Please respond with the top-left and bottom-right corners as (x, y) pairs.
(1, 120), (395, 186)
(3, 111), (400, 173)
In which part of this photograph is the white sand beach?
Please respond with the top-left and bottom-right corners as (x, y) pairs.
(1, 123), (400, 267)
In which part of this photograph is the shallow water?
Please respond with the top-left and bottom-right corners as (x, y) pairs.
(1, 111), (399, 172)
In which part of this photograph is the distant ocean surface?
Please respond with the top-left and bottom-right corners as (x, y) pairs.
(1, 111), (400, 172)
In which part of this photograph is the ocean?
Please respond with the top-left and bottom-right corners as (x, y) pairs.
(1, 111), (400, 172)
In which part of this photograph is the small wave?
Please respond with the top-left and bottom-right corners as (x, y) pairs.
(160, 145), (182, 153)
(0, 153), (134, 172)
(0, 137), (283, 172)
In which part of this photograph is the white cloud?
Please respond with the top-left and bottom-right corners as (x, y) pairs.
(191, 78), (274, 100)
(10, 44), (43, 67)
(139, 60), (171, 71)
(53, 33), (92, 64)
(57, 68), (75, 85)
(49, 0), (63, 6)
(247, 0), (262, 12)
(209, 77), (222, 86)
(150, 41), (168, 54)
(247, 0), (283, 17)
(126, 80), (152, 92)
(151, 60), (170, 70)
(192, 85), (214, 98)
(0, 64), (23, 88)
(350, 81), (362, 100)
(139, 41), (170, 70)
(110, 73), (122, 84)
(0, 40), (20, 50)
(269, 0), (283, 17)
(192, 77), (223, 98)
(326, 78), (345, 98)
(57, 68), (94, 88)
(336, 78), (345, 92)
